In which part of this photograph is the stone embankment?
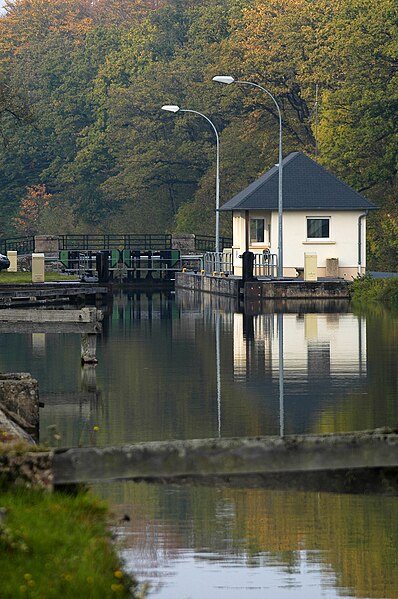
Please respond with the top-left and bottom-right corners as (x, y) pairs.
(0, 373), (53, 489)
(0, 373), (39, 442)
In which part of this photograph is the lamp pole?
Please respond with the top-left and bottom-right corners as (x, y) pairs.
(212, 76), (283, 277)
(161, 105), (220, 255)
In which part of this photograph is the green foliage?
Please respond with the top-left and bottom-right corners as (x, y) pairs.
(0, 0), (397, 268)
(351, 274), (398, 305)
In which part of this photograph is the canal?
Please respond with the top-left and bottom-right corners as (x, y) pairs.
(1, 291), (398, 598)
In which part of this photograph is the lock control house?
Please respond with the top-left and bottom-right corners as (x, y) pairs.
(220, 152), (377, 280)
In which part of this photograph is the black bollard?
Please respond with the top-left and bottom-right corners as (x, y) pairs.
(96, 250), (110, 283)
(241, 250), (256, 282)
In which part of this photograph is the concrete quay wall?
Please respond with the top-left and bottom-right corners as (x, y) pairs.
(245, 279), (351, 300)
(175, 272), (241, 297)
(175, 272), (351, 300)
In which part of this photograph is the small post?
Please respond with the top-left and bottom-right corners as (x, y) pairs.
(81, 363), (97, 391)
(31, 253), (45, 283)
(81, 333), (98, 364)
(7, 251), (17, 272)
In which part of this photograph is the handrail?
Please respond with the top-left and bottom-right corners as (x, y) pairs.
(0, 236), (35, 255)
(59, 234), (173, 251)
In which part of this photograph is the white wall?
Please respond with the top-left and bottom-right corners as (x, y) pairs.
(281, 210), (365, 269)
(232, 209), (367, 277)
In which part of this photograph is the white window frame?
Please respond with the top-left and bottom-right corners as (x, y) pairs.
(306, 216), (331, 241)
(250, 217), (266, 245)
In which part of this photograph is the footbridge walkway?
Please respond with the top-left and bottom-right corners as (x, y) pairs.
(0, 233), (232, 283)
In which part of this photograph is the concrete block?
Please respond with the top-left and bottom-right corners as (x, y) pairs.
(7, 251), (17, 272)
(172, 234), (195, 252)
(326, 257), (339, 278)
(0, 373), (39, 438)
(34, 235), (60, 253)
(304, 253), (317, 281)
(32, 253), (45, 282)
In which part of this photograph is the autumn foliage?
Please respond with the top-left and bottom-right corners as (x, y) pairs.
(13, 184), (52, 235)
(0, 0), (397, 268)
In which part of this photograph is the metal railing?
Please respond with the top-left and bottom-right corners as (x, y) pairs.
(59, 234), (173, 251)
(195, 235), (232, 252)
(253, 252), (278, 278)
(0, 236), (35, 255)
(204, 251), (233, 275)
(203, 251), (278, 277)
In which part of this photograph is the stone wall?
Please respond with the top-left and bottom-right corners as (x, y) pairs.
(172, 234), (196, 253)
(34, 235), (60, 253)
(0, 374), (39, 440)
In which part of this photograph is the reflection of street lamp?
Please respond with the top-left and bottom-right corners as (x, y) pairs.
(161, 105), (220, 255)
(215, 311), (221, 437)
(212, 77), (284, 277)
(277, 312), (284, 436)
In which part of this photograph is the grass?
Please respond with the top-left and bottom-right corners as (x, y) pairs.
(0, 486), (140, 598)
(0, 272), (79, 284)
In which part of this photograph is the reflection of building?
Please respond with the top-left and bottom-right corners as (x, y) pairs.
(233, 313), (366, 382)
(233, 312), (367, 434)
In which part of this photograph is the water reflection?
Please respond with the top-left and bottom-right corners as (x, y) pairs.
(0, 291), (392, 444)
(102, 481), (398, 599)
(1, 291), (398, 598)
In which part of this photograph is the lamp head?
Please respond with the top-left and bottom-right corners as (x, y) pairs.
(161, 105), (180, 113)
(212, 76), (235, 85)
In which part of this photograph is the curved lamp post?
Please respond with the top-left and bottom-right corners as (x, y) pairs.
(161, 105), (220, 255)
(212, 76), (283, 278)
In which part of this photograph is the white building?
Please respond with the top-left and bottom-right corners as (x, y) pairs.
(220, 152), (377, 280)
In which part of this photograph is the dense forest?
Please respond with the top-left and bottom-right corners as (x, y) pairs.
(0, 0), (397, 269)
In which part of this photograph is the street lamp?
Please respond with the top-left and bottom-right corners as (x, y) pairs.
(212, 76), (284, 278)
(161, 105), (220, 255)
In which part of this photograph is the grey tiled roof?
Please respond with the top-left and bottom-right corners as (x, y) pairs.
(220, 152), (377, 211)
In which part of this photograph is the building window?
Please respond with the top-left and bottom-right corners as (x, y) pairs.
(250, 218), (265, 243)
(307, 217), (330, 239)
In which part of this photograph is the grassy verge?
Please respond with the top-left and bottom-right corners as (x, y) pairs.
(350, 275), (398, 304)
(0, 272), (79, 284)
(0, 486), (140, 598)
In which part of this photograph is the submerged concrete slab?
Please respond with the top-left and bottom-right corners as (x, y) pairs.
(53, 429), (398, 485)
(0, 308), (103, 333)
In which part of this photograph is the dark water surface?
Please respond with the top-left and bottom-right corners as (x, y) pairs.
(1, 291), (398, 598)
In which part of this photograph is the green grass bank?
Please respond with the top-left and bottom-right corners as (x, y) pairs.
(0, 272), (79, 284)
(350, 275), (398, 305)
(0, 485), (140, 598)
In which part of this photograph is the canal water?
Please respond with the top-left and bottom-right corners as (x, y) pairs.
(1, 291), (398, 598)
